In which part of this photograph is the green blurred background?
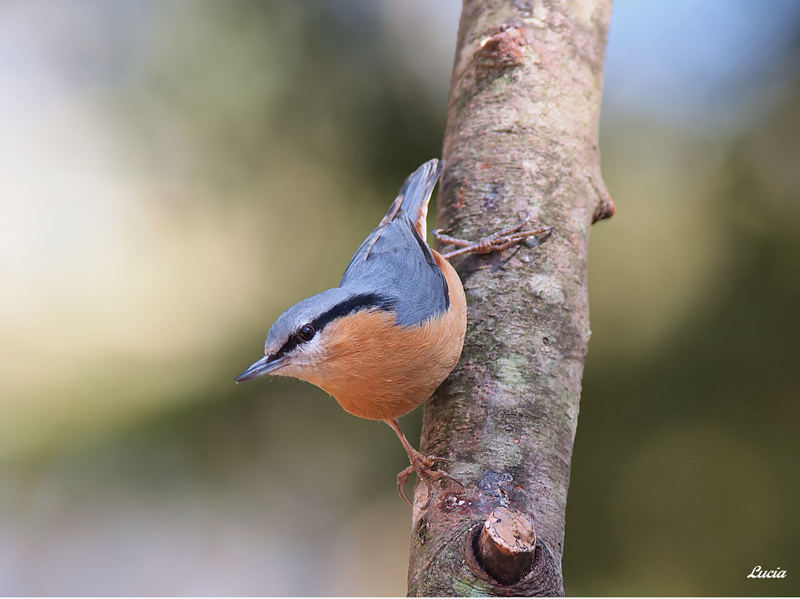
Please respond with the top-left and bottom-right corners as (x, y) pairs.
(1, 0), (798, 595)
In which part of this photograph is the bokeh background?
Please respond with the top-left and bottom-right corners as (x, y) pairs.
(1, 0), (798, 595)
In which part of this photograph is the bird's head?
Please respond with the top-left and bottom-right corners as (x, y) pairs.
(235, 288), (395, 383)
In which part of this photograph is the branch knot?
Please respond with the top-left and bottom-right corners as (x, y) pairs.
(477, 20), (527, 69)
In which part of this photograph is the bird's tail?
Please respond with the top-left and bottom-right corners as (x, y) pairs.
(377, 159), (444, 238)
(399, 159), (444, 237)
(352, 160), (444, 263)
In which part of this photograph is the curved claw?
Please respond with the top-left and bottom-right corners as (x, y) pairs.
(396, 465), (415, 507)
(438, 470), (464, 488)
(397, 464), (436, 508)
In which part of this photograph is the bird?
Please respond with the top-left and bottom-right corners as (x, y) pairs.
(235, 159), (552, 507)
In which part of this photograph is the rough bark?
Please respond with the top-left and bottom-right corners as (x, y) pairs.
(407, 0), (613, 595)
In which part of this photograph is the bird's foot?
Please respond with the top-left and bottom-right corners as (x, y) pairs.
(433, 213), (553, 260)
(396, 449), (463, 508)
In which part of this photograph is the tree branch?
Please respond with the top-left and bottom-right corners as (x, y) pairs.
(407, 0), (613, 595)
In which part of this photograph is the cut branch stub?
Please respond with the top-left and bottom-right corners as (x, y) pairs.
(475, 507), (537, 586)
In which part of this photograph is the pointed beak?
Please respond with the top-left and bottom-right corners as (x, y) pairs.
(235, 355), (287, 382)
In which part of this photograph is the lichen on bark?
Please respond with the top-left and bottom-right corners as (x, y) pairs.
(406, 0), (613, 596)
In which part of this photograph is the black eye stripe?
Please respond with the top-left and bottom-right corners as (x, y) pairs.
(271, 293), (395, 360)
(310, 292), (394, 332)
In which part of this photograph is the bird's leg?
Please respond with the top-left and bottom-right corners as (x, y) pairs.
(433, 213), (554, 260)
(385, 418), (463, 508)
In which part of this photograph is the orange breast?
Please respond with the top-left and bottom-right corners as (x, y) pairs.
(304, 251), (466, 420)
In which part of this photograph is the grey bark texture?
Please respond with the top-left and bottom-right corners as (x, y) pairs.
(406, 0), (613, 596)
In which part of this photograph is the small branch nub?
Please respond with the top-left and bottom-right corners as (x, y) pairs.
(475, 507), (537, 586)
(589, 175), (616, 223)
(476, 20), (527, 69)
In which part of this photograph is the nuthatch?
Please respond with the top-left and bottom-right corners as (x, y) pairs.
(236, 159), (552, 506)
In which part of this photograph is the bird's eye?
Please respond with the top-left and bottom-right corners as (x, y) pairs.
(298, 323), (315, 341)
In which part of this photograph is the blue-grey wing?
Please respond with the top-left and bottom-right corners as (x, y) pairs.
(340, 211), (448, 327)
(339, 160), (447, 327)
